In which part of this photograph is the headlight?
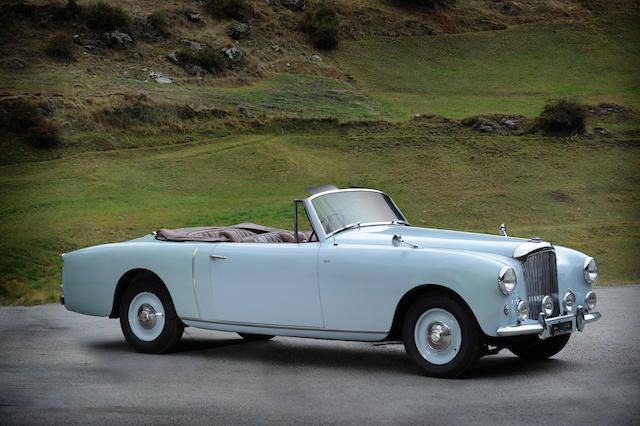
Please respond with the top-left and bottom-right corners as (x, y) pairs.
(585, 291), (597, 310)
(542, 295), (554, 316)
(498, 266), (517, 295)
(583, 257), (598, 284)
(517, 300), (529, 322)
(563, 292), (576, 312)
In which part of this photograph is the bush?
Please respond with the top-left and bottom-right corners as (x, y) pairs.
(65, 0), (82, 20)
(13, 99), (41, 132)
(45, 30), (75, 60)
(302, 7), (340, 50)
(538, 98), (587, 134)
(205, 0), (252, 22)
(28, 119), (62, 149)
(177, 48), (227, 74)
(148, 10), (169, 33)
(85, 2), (131, 32)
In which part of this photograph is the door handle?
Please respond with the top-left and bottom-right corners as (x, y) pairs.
(210, 255), (228, 260)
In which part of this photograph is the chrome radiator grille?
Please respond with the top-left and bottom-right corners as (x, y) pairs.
(523, 249), (560, 319)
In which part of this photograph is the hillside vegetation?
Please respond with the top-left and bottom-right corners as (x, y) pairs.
(0, 0), (638, 305)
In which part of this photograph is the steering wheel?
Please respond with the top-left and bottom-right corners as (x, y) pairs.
(320, 213), (347, 234)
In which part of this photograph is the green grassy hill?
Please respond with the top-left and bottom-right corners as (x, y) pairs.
(0, 0), (639, 305)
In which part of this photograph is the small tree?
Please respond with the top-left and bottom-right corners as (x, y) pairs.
(45, 31), (75, 60)
(28, 119), (63, 149)
(85, 2), (131, 32)
(205, 0), (252, 22)
(302, 7), (339, 50)
(538, 98), (587, 134)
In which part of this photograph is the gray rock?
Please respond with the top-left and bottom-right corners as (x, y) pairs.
(310, 54), (322, 62)
(74, 33), (107, 49)
(167, 52), (179, 64)
(132, 52), (142, 60)
(220, 46), (245, 63)
(594, 127), (610, 136)
(272, 44), (280, 52)
(155, 76), (173, 84)
(403, 20), (436, 35)
(504, 119), (517, 130)
(187, 12), (201, 22)
(185, 64), (206, 75)
(103, 31), (133, 50)
(280, 0), (306, 11)
(39, 101), (54, 118)
(479, 124), (493, 133)
(181, 39), (207, 51)
(227, 22), (250, 40)
(7, 59), (25, 69)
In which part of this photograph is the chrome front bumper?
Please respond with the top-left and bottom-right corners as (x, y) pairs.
(497, 307), (601, 338)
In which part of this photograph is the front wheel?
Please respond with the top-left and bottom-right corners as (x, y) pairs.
(119, 279), (184, 353)
(508, 334), (570, 360)
(403, 293), (482, 378)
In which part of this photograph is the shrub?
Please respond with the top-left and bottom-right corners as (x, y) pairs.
(205, 0), (252, 22)
(65, 0), (82, 20)
(177, 48), (227, 74)
(302, 7), (340, 50)
(28, 119), (62, 149)
(148, 10), (169, 33)
(85, 2), (131, 32)
(45, 30), (75, 60)
(13, 99), (41, 132)
(538, 97), (587, 134)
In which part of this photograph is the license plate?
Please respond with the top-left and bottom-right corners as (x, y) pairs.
(550, 320), (573, 336)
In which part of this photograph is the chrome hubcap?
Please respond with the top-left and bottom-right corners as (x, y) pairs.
(427, 321), (451, 351)
(138, 304), (161, 330)
(128, 292), (166, 341)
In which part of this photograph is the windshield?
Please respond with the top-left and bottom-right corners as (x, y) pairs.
(311, 190), (406, 235)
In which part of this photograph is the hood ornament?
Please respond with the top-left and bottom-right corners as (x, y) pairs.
(499, 223), (508, 237)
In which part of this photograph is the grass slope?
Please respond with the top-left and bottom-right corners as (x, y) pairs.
(333, 14), (640, 118)
(1, 119), (638, 305)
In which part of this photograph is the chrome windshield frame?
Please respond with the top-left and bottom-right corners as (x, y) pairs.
(304, 188), (410, 240)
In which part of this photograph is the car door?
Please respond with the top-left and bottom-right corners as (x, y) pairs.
(204, 242), (324, 327)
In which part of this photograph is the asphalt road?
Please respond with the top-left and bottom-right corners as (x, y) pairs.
(1, 286), (639, 425)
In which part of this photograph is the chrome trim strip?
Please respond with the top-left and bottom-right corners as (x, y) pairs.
(496, 324), (544, 336)
(584, 312), (601, 323)
(513, 241), (554, 258)
(191, 248), (201, 319)
(180, 317), (388, 335)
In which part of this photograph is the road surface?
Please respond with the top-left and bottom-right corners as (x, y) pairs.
(1, 285), (639, 424)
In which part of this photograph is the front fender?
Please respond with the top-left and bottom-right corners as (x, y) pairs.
(319, 244), (521, 338)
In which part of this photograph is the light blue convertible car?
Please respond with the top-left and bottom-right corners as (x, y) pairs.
(61, 185), (601, 377)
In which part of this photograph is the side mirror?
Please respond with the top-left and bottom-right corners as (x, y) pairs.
(392, 234), (402, 247)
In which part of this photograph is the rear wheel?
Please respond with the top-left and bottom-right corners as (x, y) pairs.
(238, 333), (274, 341)
(403, 293), (482, 378)
(119, 279), (184, 353)
(508, 334), (570, 360)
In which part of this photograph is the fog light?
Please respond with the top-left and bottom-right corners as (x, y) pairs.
(585, 291), (597, 310)
(542, 295), (554, 316)
(517, 300), (529, 322)
(563, 292), (576, 313)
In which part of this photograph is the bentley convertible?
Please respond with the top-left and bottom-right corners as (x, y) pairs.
(61, 185), (601, 377)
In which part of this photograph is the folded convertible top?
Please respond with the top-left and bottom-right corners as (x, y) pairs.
(155, 222), (302, 243)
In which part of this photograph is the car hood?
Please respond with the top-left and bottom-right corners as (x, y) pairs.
(333, 225), (537, 259)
